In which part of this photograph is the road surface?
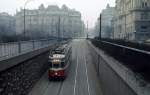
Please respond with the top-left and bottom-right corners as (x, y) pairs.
(28, 39), (103, 95)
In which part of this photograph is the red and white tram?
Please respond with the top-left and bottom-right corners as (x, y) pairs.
(48, 44), (72, 80)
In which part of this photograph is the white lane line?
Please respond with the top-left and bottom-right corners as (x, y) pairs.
(84, 55), (91, 95)
(73, 56), (79, 95)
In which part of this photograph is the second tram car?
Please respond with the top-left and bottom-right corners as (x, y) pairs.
(48, 44), (72, 80)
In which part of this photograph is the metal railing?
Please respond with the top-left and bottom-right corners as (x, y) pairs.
(91, 39), (150, 80)
(91, 39), (150, 69)
(0, 39), (56, 60)
(88, 40), (143, 95)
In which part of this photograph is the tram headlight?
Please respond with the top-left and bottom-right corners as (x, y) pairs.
(52, 59), (60, 63)
(55, 72), (58, 75)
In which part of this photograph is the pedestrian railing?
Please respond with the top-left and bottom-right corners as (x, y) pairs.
(0, 39), (56, 60)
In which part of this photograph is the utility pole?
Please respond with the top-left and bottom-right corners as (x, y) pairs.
(62, 18), (64, 41)
(87, 21), (88, 39)
(51, 17), (54, 38)
(58, 16), (61, 42)
(24, 0), (35, 40)
(99, 14), (102, 40)
(24, 8), (26, 40)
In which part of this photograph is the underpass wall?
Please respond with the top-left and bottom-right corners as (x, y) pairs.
(0, 45), (56, 95)
(97, 56), (136, 95)
(87, 41), (143, 95)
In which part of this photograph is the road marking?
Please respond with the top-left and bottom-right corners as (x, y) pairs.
(73, 56), (79, 95)
(84, 53), (91, 95)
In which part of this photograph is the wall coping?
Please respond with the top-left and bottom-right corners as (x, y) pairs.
(88, 40), (150, 95)
(0, 44), (56, 72)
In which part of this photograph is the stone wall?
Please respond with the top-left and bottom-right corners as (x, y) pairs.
(0, 50), (50, 95)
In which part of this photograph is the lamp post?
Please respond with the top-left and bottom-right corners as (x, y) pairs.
(57, 15), (61, 42)
(87, 21), (88, 39)
(23, 0), (34, 40)
(99, 13), (102, 40)
(62, 18), (64, 41)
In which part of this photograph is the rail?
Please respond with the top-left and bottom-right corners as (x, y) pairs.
(90, 39), (150, 81)
(0, 39), (56, 60)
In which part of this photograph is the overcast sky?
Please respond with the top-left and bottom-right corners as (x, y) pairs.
(0, 0), (115, 28)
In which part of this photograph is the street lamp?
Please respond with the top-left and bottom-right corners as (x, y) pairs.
(23, 0), (35, 40)
(99, 13), (102, 40)
(86, 21), (89, 39)
(57, 15), (61, 42)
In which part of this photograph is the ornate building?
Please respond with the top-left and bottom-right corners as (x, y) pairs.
(113, 0), (150, 41)
(16, 4), (84, 39)
(0, 12), (15, 36)
(101, 4), (115, 38)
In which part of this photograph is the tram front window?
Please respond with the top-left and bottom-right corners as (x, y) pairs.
(52, 59), (61, 68)
(53, 64), (60, 68)
(54, 49), (65, 54)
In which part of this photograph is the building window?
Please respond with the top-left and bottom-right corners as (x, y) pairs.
(141, 12), (148, 19)
(145, 2), (147, 7)
(141, 31), (147, 32)
(142, 2), (145, 8)
(142, 1), (148, 8)
(141, 26), (147, 29)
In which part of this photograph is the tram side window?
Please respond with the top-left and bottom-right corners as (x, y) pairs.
(49, 63), (52, 67)
(61, 61), (65, 67)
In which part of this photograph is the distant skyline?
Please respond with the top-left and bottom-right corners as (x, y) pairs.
(0, 0), (115, 28)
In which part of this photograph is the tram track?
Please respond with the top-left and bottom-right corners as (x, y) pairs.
(84, 55), (91, 95)
(29, 39), (103, 95)
(42, 79), (51, 95)
(73, 40), (91, 95)
(42, 81), (64, 95)
(83, 41), (91, 95)
(73, 56), (79, 95)
(56, 81), (63, 95)
(73, 40), (79, 95)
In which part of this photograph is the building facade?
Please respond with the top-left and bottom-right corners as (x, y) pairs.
(94, 19), (100, 38)
(16, 4), (84, 39)
(101, 4), (115, 38)
(113, 0), (150, 41)
(0, 12), (16, 36)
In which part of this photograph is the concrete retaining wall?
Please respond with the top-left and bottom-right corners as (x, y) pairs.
(0, 45), (56, 72)
(88, 41), (150, 95)
(0, 45), (56, 95)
